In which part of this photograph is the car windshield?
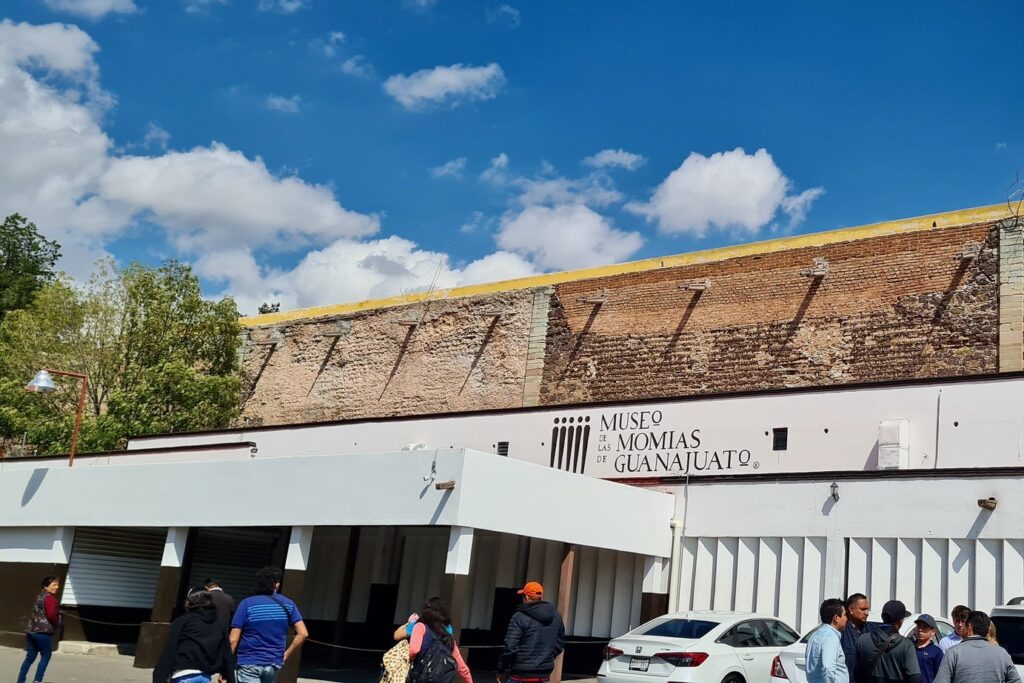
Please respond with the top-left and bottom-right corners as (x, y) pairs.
(991, 617), (1024, 661)
(641, 618), (719, 639)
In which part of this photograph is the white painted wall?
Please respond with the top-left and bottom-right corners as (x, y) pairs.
(672, 473), (1024, 633)
(0, 527), (73, 564)
(0, 449), (672, 558)
(123, 375), (1024, 480)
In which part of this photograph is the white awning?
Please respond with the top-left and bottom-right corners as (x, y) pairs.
(0, 448), (674, 558)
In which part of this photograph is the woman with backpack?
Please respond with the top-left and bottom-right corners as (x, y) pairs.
(16, 575), (61, 683)
(394, 597), (472, 683)
(153, 589), (236, 683)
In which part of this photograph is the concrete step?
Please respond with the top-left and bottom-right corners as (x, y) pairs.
(58, 640), (121, 656)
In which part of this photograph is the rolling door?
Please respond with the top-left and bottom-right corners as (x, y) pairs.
(63, 527), (165, 608)
(186, 528), (285, 599)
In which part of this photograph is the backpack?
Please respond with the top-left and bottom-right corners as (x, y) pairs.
(381, 639), (411, 683)
(408, 628), (458, 683)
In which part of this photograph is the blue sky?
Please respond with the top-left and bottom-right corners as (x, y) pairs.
(1, 1), (1021, 313)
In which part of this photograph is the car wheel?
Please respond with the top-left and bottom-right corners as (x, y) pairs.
(722, 675), (745, 683)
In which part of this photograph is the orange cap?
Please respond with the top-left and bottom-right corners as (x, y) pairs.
(517, 581), (544, 598)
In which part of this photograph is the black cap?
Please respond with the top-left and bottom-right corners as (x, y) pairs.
(915, 614), (938, 630)
(882, 600), (911, 624)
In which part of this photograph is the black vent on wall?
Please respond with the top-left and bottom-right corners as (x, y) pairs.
(497, 441), (509, 457)
(772, 428), (789, 451)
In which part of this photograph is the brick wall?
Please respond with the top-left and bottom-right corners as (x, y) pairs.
(239, 220), (1000, 426)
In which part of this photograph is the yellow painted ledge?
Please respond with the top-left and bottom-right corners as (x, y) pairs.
(242, 203), (1013, 328)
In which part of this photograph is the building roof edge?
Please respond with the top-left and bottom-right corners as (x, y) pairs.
(241, 202), (1012, 328)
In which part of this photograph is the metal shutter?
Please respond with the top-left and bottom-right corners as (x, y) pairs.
(63, 528), (165, 608)
(186, 528), (283, 600)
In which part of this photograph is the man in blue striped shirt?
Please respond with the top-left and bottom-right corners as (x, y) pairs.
(807, 598), (850, 683)
(230, 567), (308, 683)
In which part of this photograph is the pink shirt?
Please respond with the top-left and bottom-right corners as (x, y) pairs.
(408, 622), (473, 683)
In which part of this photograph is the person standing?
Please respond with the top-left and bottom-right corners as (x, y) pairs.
(855, 599), (921, 683)
(842, 593), (873, 680)
(230, 567), (308, 683)
(807, 598), (849, 683)
(939, 606), (970, 653)
(153, 590), (236, 683)
(400, 597), (472, 683)
(498, 582), (565, 683)
(17, 576), (61, 683)
(934, 611), (1021, 683)
(912, 615), (944, 683)
(204, 579), (236, 627)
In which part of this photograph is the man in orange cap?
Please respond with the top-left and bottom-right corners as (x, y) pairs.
(497, 582), (565, 683)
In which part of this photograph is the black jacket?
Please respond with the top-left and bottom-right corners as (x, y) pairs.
(499, 601), (566, 677)
(153, 608), (236, 683)
(208, 588), (235, 627)
(856, 624), (922, 683)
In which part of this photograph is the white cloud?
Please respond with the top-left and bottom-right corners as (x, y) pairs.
(582, 148), (646, 171)
(496, 204), (643, 271)
(780, 187), (825, 228)
(98, 143), (379, 252)
(627, 147), (824, 237)
(459, 211), (489, 234)
(183, 0), (227, 13)
(42, 0), (138, 19)
(258, 0), (309, 12)
(486, 4), (520, 27)
(265, 94), (302, 113)
(340, 55), (374, 79)
(310, 31), (346, 58)
(383, 63), (506, 110)
(430, 157), (467, 179)
(479, 152), (510, 185)
(142, 122), (170, 151)
(403, 0), (438, 10)
(198, 239), (537, 314)
(996, 142), (1008, 152)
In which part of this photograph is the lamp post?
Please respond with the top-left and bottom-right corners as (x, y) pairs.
(25, 369), (90, 467)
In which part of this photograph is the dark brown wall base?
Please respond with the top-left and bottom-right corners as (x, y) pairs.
(639, 592), (669, 623)
(0, 562), (68, 633)
(133, 621), (170, 669)
(277, 568), (307, 683)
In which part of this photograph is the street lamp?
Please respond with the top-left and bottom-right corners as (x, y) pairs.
(25, 369), (90, 467)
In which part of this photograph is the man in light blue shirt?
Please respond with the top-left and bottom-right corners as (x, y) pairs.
(807, 598), (850, 683)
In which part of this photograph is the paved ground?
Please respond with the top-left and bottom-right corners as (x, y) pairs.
(0, 645), (598, 683)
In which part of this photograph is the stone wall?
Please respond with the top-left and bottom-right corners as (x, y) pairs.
(239, 219), (1001, 427)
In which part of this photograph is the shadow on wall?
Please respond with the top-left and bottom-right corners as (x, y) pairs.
(21, 468), (48, 507)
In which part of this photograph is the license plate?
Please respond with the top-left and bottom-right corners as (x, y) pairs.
(629, 657), (650, 672)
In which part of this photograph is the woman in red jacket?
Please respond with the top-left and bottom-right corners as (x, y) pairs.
(17, 575), (61, 683)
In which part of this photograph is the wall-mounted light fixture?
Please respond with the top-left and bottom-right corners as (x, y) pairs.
(800, 257), (829, 279)
(830, 481), (840, 502)
(978, 497), (998, 511)
(434, 480), (457, 491)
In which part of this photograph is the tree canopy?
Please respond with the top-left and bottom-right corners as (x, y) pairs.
(0, 214), (60, 322)
(0, 254), (243, 455)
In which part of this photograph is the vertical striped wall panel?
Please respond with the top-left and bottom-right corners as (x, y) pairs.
(678, 535), (1024, 634)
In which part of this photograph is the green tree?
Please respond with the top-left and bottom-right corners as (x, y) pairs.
(0, 260), (242, 455)
(0, 214), (61, 321)
(258, 301), (280, 314)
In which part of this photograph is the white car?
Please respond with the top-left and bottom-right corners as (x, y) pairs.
(597, 611), (800, 683)
(770, 613), (954, 682)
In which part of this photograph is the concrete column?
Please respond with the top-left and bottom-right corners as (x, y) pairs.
(134, 527), (190, 669)
(639, 556), (669, 623)
(550, 544), (576, 683)
(278, 526), (313, 683)
(442, 526), (474, 641)
(999, 217), (1024, 371)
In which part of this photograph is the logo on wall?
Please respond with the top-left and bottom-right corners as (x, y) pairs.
(549, 416), (592, 474)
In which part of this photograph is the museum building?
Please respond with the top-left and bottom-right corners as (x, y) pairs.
(1, 204), (1023, 682)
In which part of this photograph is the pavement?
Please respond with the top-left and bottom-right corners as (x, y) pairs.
(0, 645), (598, 683)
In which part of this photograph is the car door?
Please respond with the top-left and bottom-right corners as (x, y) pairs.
(721, 619), (786, 683)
